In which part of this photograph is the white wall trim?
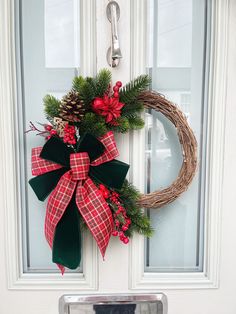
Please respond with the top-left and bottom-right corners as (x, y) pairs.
(0, 0), (98, 290)
(129, 0), (229, 290)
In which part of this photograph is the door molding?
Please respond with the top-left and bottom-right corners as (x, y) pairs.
(129, 0), (229, 290)
(0, 0), (98, 290)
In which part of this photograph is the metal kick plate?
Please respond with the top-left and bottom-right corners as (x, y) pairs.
(59, 294), (167, 314)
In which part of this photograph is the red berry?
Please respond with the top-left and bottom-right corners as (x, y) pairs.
(119, 235), (124, 241)
(46, 135), (51, 140)
(112, 192), (119, 198)
(123, 237), (129, 244)
(126, 218), (131, 225)
(50, 129), (57, 135)
(99, 184), (106, 191)
(122, 225), (128, 231)
(113, 92), (119, 98)
(115, 220), (120, 227)
(116, 81), (122, 88)
(113, 86), (119, 92)
(45, 125), (52, 131)
(112, 230), (118, 237)
(103, 190), (109, 199)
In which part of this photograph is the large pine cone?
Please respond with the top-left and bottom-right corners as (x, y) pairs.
(59, 91), (85, 122)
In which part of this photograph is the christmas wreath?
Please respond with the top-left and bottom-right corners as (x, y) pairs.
(27, 69), (197, 273)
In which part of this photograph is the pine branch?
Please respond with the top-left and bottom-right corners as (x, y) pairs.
(72, 76), (86, 92)
(127, 114), (145, 130)
(117, 180), (154, 238)
(126, 212), (154, 238)
(95, 69), (112, 97)
(43, 94), (61, 119)
(107, 117), (130, 133)
(121, 101), (144, 117)
(120, 180), (141, 202)
(77, 79), (96, 108)
(119, 75), (151, 104)
(80, 112), (107, 137)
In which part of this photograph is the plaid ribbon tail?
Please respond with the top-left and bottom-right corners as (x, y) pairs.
(75, 178), (113, 257)
(57, 263), (65, 275)
(45, 171), (77, 273)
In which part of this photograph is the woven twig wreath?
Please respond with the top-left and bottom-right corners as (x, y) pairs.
(138, 90), (198, 209)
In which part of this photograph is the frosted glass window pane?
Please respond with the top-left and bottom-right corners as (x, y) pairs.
(45, 0), (80, 68)
(157, 0), (192, 67)
(16, 0), (81, 272)
(145, 0), (208, 272)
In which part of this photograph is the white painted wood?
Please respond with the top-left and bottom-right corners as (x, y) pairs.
(96, 0), (131, 292)
(80, 0), (96, 76)
(130, 0), (229, 290)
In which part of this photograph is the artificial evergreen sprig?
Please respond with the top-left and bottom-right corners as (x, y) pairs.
(118, 75), (151, 130)
(43, 95), (61, 120)
(79, 112), (108, 137)
(95, 69), (112, 97)
(72, 69), (112, 107)
(119, 75), (151, 104)
(43, 69), (150, 137)
(118, 180), (154, 238)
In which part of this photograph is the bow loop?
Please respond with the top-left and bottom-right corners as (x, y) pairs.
(91, 131), (119, 166)
(70, 152), (90, 181)
(32, 147), (63, 176)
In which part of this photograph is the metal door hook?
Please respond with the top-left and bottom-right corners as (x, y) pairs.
(106, 1), (122, 67)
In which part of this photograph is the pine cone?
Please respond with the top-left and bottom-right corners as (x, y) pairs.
(59, 91), (85, 122)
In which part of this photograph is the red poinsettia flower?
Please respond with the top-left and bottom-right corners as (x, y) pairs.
(92, 94), (124, 123)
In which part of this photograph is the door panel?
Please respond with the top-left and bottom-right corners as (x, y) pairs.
(19, 0), (80, 271)
(145, 0), (207, 272)
(0, 0), (236, 314)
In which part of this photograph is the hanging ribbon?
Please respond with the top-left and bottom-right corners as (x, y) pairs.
(29, 132), (129, 273)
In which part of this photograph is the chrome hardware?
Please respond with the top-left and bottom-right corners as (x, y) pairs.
(59, 294), (168, 314)
(106, 1), (122, 67)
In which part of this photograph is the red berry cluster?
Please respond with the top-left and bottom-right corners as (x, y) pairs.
(45, 124), (57, 140)
(110, 194), (131, 244)
(99, 184), (110, 199)
(98, 184), (131, 244)
(63, 124), (76, 145)
(112, 81), (122, 98)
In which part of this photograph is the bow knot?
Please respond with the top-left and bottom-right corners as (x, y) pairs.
(70, 152), (90, 181)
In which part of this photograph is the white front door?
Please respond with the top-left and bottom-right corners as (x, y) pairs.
(1, 0), (236, 313)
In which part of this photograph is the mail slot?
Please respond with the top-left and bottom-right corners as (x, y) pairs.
(59, 294), (167, 314)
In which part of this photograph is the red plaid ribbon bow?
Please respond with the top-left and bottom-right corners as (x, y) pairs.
(31, 132), (119, 268)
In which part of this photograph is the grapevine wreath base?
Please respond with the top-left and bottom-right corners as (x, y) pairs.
(27, 70), (197, 273)
(139, 91), (198, 209)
